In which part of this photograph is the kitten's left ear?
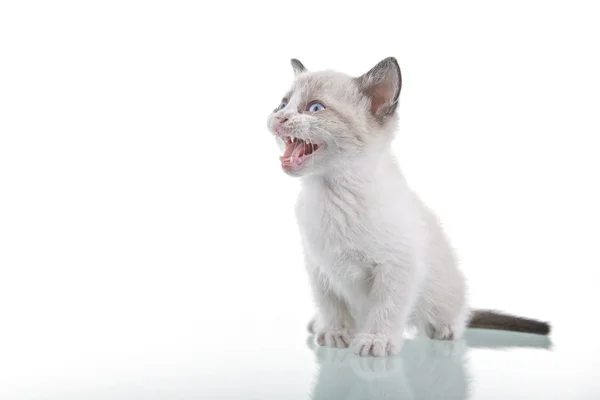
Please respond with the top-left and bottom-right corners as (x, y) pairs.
(356, 57), (402, 119)
(291, 58), (307, 76)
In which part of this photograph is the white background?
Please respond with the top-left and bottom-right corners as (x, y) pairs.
(1, 1), (599, 398)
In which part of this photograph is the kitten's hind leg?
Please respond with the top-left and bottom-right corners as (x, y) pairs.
(424, 323), (460, 340)
(415, 301), (469, 341)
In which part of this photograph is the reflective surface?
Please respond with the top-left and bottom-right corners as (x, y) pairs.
(308, 331), (551, 400)
(2, 322), (597, 399)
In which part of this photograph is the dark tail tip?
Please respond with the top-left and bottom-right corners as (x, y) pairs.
(469, 310), (551, 335)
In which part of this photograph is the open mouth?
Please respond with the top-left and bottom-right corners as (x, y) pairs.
(279, 137), (320, 169)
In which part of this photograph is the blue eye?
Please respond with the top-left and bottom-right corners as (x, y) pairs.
(307, 102), (325, 112)
(276, 101), (288, 111)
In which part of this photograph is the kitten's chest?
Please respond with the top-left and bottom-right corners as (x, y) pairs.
(296, 186), (374, 264)
(296, 188), (375, 304)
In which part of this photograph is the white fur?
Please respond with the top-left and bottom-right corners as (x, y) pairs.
(267, 58), (470, 356)
(298, 149), (469, 356)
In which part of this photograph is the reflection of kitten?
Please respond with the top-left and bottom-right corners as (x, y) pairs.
(267, 58), (550, 357)
(307, 330), (551, 400)
(308, 337), (470, 400)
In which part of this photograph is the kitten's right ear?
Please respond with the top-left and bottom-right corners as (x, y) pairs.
(291, 58), (307, 76)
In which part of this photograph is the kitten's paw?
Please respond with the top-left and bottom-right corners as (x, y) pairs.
(316, 328), (354, 348)
(351, 333), (402, 357)
(425, 323), (462, 340)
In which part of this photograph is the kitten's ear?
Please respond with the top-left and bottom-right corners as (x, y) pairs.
(356, 57), (402, 119)
(291, 58), (307, 76)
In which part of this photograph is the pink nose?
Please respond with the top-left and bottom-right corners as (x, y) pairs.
(277, 116), (288, 124)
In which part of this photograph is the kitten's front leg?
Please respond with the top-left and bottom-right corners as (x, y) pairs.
(352, 261), (421, 357)
(307, 266), (356, 349)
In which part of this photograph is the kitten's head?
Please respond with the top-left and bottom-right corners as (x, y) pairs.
(266, 57), (402, 177)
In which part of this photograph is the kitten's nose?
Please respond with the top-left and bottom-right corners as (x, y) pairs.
(277, 116), (288, 124)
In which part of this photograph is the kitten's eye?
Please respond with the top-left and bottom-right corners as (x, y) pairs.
(276, 101), (288, 111)
(307, 102), (326, 113)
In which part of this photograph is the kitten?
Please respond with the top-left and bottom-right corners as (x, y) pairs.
(266, 57), (550, 357)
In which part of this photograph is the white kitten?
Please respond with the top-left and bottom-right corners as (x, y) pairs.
(266, 57), (550, 357)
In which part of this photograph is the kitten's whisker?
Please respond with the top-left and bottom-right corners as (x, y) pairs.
(312, 126), (342, 157)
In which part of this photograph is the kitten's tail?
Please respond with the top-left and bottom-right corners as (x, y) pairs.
(468, 309), (551, 335)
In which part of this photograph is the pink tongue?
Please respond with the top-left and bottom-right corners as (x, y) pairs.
(281, 141), (305, 159)
(282, 141), (295, 158)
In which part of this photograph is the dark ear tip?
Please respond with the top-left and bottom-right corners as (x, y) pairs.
(386, 57), (401, 81)
(291, 58), (307, 75)
(386, 57), (400, 69)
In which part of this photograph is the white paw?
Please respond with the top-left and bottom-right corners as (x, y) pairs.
(351, 333), (402, 357)
(425, 323), (458, 340)
(316, 328), (355, 348)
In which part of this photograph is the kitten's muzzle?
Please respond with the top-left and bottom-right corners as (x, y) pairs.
(274, 116), (288, 136)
